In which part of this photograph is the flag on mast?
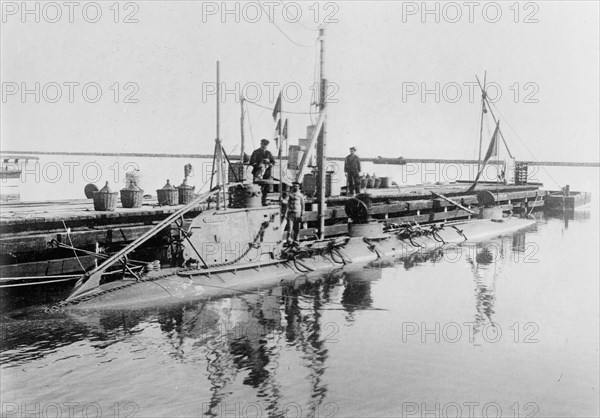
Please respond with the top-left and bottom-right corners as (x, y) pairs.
(466, 120), (501, 193)
(282, 119), (288, 139)
(273, 119), (281, 143)
(272, 92), (281, 121)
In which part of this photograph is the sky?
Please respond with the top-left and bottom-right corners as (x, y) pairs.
(1, 1), (599, 163)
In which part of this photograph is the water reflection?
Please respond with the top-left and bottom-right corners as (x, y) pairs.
(544, 207), (591, 229)
(2, 228), (551, 410)
(1, 267), (381, 415)
(465, 230), (534, 344)
(466, 243), (499, 344)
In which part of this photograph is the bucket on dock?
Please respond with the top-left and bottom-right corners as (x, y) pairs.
(93, 181), (118, 211)
(120, 183), (143, 208)
(379, 177), (391, 188)
(157, 180), (179, 206)
(177, 178), (195, 205)
(360, 175), (367, 189)
(373, 175), (381, 189)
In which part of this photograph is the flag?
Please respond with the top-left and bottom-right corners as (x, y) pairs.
(272, 92), (281, 121)
(282, 119), (288, 139)
(482, 120), (500, 161)
(467, 120), (500, 193)
(273, 118), (281, 139)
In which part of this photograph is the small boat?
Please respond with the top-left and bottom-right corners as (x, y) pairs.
(0, 154), (38, 202)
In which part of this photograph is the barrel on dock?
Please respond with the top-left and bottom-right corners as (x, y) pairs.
(177, 179), (195, 205)
(360, 175), (367, 189)
(373, 175), (381, 189)
(379, 177), (391, 188)
(157, 180), (178, 206)
(93, 181), (118, 211)
(120, 183), (143, 208)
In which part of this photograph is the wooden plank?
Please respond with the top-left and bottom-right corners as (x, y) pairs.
(0, 224), (160, 253)
(430, 192), (478, 215)
(298, 223), (348, 240)
(0, 255), (97, 277)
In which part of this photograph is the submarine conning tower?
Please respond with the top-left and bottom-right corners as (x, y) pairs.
(477, 190), (503, 220)
(181, 183), (282, 268)
(229, 184), (263, 208)
(344, 193), (386, 238)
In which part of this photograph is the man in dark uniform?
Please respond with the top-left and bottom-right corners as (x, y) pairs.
(249, 139), (275, 205)
(249, 139), (275, 181)
(344, 146), (361, 196)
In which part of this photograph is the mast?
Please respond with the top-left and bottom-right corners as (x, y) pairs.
(278, 97), (283, 203)
(240, 95), (245, 166)
(476, 71), (487, 177)
(316, 27), (327, 240)
(217, 61), (221, 145)
(215, 61), (226, 208)
(475, 78), (514, 160)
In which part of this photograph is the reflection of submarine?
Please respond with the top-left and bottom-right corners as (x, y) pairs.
(341, 268), (381, 312)
(164, 285), (333, 416)
(54, 186), (536, 311)
(466, 239), (508, 342)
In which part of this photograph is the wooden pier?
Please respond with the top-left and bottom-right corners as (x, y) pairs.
(298, 182), (545, 238)
(0, 182), (548, 282)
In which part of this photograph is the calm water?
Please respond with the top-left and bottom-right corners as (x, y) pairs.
(1, 206), (598, 417)
(2, 162), (599, 417)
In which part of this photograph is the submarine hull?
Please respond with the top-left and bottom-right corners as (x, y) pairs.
(58, 217), (536, 311)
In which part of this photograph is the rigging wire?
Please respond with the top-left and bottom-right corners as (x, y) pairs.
(245, 105), (257, 149)
(245, 99), (315, 114)
(489, 102), (563, 189)
(62, 220), (85, 272)
(258, 2), (316, 48)
(280, 1), (320, 33)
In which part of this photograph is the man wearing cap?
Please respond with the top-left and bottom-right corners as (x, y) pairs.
(344, 146), (361, 196)
(250, 139), (275, 180)
(284, 182), (305, 243)
(250, 139), (275, 205)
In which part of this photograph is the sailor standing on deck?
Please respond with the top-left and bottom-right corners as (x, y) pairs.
(284, 182), (305, 243)
(249, 139), (275, 205)
(344, 146), (361, 196)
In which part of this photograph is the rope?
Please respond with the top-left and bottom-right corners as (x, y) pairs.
(528, 193), (540, 216)
(245, 100), (314, 114)
(62, 221), (85, 272)
(490, 102), (563, 189)
(450, 225), (468, 242)
(258, 2), (316, 48)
